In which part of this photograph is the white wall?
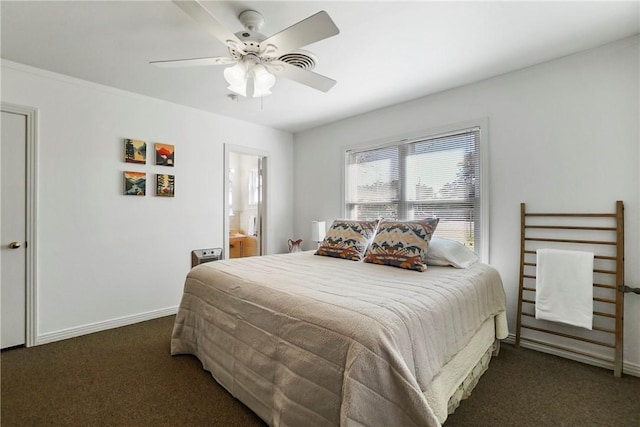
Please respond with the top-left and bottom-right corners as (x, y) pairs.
(293, 36), (640, 372)
(1, 60), (294, 343)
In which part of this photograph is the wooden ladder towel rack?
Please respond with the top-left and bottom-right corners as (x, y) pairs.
(515, 201), (625, 376)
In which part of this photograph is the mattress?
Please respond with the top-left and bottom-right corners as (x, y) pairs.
(172, 251), (507, 426)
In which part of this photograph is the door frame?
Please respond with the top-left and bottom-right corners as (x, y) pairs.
(223, 144), (269, 259)
(1, 102), (38, 347)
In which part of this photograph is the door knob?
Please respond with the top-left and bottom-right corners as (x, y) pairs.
(8, 241), (21, 249)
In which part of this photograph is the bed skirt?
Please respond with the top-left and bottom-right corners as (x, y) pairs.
(425, 315), (501, 423)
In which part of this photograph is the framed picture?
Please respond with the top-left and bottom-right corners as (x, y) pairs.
(124, 171), (146, 196)
(155, 143), (174, 166)
(124, 138), (146, 164)
(156, 174), (175, 197)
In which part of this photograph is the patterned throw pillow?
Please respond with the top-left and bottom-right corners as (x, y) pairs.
(364, 218), (439, 272)
(315, 219), (379, 261)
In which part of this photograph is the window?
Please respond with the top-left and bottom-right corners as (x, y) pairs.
(345, 125), (486, 258)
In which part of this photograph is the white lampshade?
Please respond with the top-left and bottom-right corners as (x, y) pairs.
(251, 64), (276, 97)
(311, 221), (326, 243)
(224, 62), (248, 96)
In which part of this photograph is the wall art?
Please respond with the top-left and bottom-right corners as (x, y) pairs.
(155, 143), (175, 166)
(124, 171), (146, 196)
(124, 138), (146, 164)
(156, 174), (175, 197)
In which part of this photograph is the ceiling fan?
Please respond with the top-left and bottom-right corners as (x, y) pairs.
(151, 1), (340, 98)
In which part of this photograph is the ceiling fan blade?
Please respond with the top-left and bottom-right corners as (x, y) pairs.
(173, 0), (245, 53)
(270, 61), (336, 93)
(261, 11), (339, 57)
(150, 56), (236, 68)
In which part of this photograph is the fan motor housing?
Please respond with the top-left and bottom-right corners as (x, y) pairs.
(230, 30), (265, 58)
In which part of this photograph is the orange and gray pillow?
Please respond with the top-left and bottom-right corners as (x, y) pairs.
(315, 219), (379, 261)
(364, 218), (439, 272)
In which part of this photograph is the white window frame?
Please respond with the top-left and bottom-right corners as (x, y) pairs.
(341, 118), (490, 263)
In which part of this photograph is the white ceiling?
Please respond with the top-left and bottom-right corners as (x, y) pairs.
(2, 1), (638, 133)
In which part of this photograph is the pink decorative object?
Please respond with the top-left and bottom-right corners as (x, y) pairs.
(288, 239), (303, 253)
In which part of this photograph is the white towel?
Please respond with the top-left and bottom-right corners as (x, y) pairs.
(535, 248), (594, 330)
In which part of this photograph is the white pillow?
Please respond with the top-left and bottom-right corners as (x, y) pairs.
(426, 237), (478, 268)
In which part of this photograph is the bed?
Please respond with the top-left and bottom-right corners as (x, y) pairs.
(171, 246), (508, 426)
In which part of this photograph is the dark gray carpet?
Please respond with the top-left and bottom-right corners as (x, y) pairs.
(2, 315), (638, 426)
(444, 342), (639, 426)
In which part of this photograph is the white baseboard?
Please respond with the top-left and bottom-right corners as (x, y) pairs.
(503, 333), (640, 378)
(35, 306), (179, 346)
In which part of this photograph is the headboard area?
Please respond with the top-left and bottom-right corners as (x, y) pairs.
(515, 201), (626, 376)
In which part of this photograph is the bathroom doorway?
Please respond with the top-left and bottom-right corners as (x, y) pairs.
(224, 145), (267, 259)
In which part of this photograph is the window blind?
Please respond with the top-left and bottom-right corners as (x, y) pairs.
(346, 127), (481, 252)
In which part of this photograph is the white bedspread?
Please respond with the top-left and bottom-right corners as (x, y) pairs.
(172, 251), (507, 427)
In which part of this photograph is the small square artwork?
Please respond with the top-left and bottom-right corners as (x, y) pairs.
(124, 138), (146, 164)
(124, 171), (146, 196)
(156, 174), (175, 197)
(155, 143), (175, 166)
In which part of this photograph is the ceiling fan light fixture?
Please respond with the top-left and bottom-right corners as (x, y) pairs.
(155, 4), (339, 96)
(225, 60), (275, 98)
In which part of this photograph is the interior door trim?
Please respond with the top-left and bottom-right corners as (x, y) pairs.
(2, 102), (38, 347)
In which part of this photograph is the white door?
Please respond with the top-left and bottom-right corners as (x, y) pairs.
(1, 110), (27, 348)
